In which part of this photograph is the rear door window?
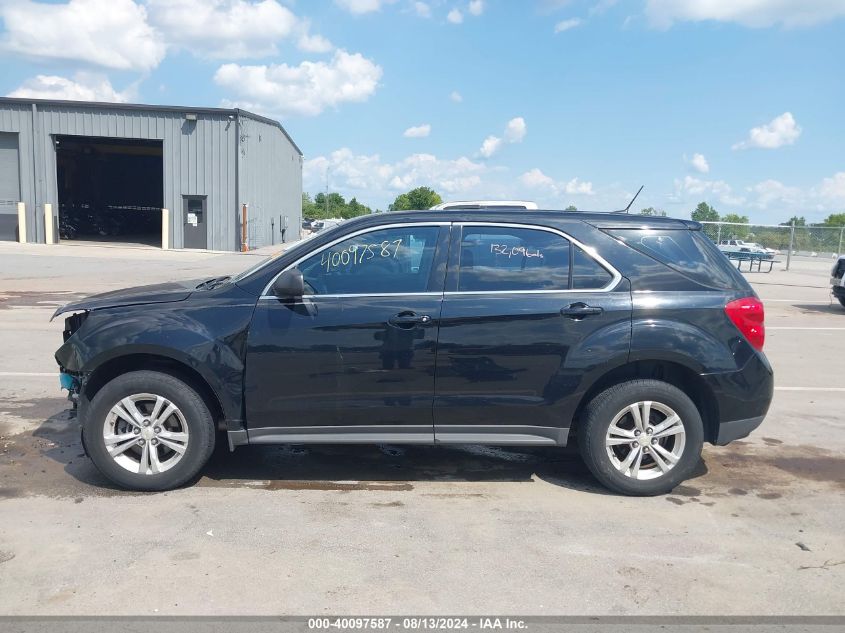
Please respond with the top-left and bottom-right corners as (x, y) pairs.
(458, 226), (570, 291)
(572, 246), (613, 289)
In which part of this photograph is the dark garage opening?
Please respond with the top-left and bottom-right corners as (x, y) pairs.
(56, 135), (163, 246)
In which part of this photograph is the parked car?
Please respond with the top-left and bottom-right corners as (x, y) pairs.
(54, 210), (773, 495)
(718, 239), (774, 259)
(429, 200), (538, 210)
(832, 255), (845, 308)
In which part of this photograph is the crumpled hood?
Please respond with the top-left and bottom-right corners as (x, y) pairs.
(52, 279), (201, 320)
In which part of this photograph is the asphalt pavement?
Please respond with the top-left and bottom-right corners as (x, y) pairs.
(0, 241), (842, 616)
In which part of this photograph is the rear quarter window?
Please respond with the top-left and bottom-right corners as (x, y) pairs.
(607, 228), (751, 291)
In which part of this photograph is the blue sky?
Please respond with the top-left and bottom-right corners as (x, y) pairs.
(1, 0), (844, 221)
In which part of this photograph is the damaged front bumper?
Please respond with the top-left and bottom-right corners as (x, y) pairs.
(59, 370), (82, 408)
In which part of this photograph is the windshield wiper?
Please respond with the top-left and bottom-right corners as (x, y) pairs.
(195, 276), (231, 290)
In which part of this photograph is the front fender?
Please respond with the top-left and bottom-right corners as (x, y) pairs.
(55, 285), (257, 424)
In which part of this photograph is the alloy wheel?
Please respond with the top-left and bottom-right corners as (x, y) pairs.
(102, 393), (190, 475)
(604, 400), (686, 480)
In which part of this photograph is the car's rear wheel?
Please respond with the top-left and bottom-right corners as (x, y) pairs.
(82, 370), (216, 491)
(578, 379), (703, 496)
(838, 296), (845, 308)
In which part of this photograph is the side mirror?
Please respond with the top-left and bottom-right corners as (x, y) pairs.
(272, 268), (305, 299)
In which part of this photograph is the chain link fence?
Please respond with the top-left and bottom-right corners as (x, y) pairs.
(700, 221), (845, 269)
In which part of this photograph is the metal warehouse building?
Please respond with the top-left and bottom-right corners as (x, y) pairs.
(0, 98), (302, 251)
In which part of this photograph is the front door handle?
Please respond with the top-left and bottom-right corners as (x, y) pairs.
(560, 302), (603, 319)
(388, 312), (432, 328)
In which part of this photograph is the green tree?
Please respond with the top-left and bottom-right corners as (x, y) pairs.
(691, 202), (719, 222)
(721, 213), (750, 239)
(640, 207), (667, 216)
(722, 213), (749, 225)
(302, 192), (319, 218)
(344, 197), (369, 219)
(780, 216), (806, 226)
(303, 192), (372, 220)
(822, 213), (845, 227)
(389, 186), (442, 211)
(564, 205), (578, 212)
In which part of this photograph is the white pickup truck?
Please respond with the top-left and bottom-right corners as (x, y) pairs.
(832, 255), (845, 308)
(718, 239), (776, 259)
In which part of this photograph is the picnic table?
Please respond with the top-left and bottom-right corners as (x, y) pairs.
(725, 251), (779, 272)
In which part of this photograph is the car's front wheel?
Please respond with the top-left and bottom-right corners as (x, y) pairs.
(578, 379), (704, 496)
(82, 370), (216, 491)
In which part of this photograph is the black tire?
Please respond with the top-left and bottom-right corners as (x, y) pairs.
(838, 296), (845, 309)
(578, 379), (704, 496)
(82, 370), (216, 491)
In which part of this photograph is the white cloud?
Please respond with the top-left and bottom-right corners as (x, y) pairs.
(646, 0), (845, 29)
(504, 117), (527, 143)
(214, 49), (383, 117)
(335, 0), (391, 14)
(554, 17), (583, 32)
(749, 179), (802, 208)
(665, 171), (845, 220)
(6, 73), (135, 102)
(447, 8), (464, 23)
(520, 169), (595, 196)
(298, 31), (334, 53)
(0, 0), (165, 71)
(479, 136), (503, 158)
(673, 175), (746, 206)
(817, 172), (845, 204)
(450, 90), (463, 102)
(590, 0), (618, 15)
(414, 1), (431, 17)
(564, 177), (594, 195)
(732, 112), (802, 150)
(305, 148), (486, 203)
(468, 0), (484, 16)
(520, 168), (557, 189)
(147, 0), (298, 59)
(403, 123), (431, 138)
(479, 117), (527, 157)
(686, 152), (710, 174)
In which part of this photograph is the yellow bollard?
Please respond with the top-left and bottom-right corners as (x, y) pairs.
(44, 203), (54, 244)
(161, 208), (170, 249)
(17, 202), (26, 243)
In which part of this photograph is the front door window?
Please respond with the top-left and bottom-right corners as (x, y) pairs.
(298, 226), (441, 295)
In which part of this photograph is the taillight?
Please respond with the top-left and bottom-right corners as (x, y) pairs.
(725, 297), (765, 351)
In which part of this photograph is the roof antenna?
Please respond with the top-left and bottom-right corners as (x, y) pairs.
(617, 185), (644, 214)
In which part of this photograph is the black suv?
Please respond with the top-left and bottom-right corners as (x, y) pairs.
(54, 211), (773, 495)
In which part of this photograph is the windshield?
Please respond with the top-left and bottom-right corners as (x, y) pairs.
(231, 249), (287, 283)
(230, 235), (321, 284)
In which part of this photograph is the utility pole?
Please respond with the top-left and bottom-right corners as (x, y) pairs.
(838, 226), (844, 257)
(325, 167), (330, 217)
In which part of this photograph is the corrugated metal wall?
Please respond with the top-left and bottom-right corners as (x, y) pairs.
(0, 104), (36, 242)
(238, 113), (303, 249)
(0, 99), (302, 251)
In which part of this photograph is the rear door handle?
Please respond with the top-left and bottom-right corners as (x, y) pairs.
(560, 303), (603, 319)
(388, 312), (432, 328)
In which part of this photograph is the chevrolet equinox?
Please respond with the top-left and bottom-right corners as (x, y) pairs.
(54, 210), (773, 495)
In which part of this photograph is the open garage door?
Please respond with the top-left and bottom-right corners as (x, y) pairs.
(56, 136), (163, 246)
(0, 132), (21, 241)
